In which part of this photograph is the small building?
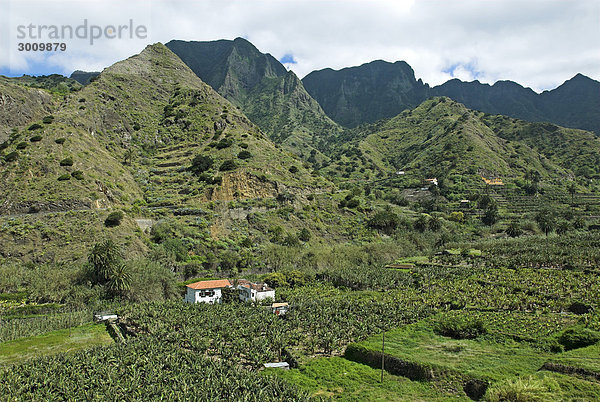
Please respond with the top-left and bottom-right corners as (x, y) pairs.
(271, 302), (289, 316)
(460, 199), (471, 208)
(185, 279), (232, 304)
(94, 312), (118, 322)
(396, 170), (405, 175)
(237, 280), (275, 303)
(425, 178), (438, 186)
(263, 362), (289, 370)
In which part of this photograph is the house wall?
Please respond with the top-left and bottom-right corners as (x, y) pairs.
(185, 287), (223, 304)
(255, 289), (275, 302)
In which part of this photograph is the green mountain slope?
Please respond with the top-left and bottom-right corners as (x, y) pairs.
(166, 38), (341, 160)
(321, 97), (600, 197)
(0, 43), (327, 263)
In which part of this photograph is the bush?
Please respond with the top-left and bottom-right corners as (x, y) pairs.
(434, 314), (487, 339)
(219, 159), (237, 171)
(4, 151), (18, 162)
(237, 150), (252, 160)
(42, 115), (54, 124)
(298, 228), (311, 242)
(16, 142), (28, 150)
(28, 123), (43, 131)
(59, 157), (74, 166)
(556, 326), (600, 351)
(215, 138), (233, 149)
(29, 135), (43, 142)
(104, 211), (125, 227)
(190, 154), (213, 174)
(57, 174), (71, 181)
(55, 138), (66, 144)
(288, 166), (299, 174)
(71, 170), (84, 180)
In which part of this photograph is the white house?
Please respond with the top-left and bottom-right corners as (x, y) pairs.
(237, 280), (275, 303)
(185, 279), (232, 304)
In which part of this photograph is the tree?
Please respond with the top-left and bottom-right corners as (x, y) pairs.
(428, 216), (442, 232)
(505, 222), (522, 238)
(535, 209), (556, 236)
(481, 205), (498, 226)
(414, 215), (429, 232)
(88, 240), (123, 285)
(106, 262), (131, 298)
(123, 148), (135, 165)
(190, 154), (213, 174)
(567, 182), (577, 205)
(368, 207), (401, 234)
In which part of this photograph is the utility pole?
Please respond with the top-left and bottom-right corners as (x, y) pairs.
(381, 327), (385, 383)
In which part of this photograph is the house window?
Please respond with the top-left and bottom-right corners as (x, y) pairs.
(200, 290), (215, 298)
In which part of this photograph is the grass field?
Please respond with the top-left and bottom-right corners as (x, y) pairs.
(0, 323), (113, 366)
(265, 356), (465, 401)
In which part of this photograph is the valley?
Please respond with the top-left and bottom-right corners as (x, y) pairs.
(0, 38), (599, 401)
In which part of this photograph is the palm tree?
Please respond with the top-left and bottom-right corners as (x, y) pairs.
(567, 182), (577, 205)
(107, 262), (132, 298)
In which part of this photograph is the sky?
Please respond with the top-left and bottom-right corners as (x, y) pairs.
(0, 0), (598, 92)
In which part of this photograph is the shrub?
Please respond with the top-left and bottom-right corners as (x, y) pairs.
(71, 170), (84, 180)
(4, 151), (18, 162)
(237, 150), (252, 160)
(16, 142), (28, 150)
(298, 228), (311, 242)
(219, 159), (237, 171)
(59, 157), (74, 166)
(289, 166), (299, 174)
(556, 326), (600, 351)
(346, 198), (360, 208)
(448, 211), (464, 223)
(57, 174), (71, 181)
(55, 138), (66, 144)
(28, 123), (43, 131)
(133, 122), (141, 131)
(215, 138), (233, 149)
(190, 154), (213, 174)
(104, 211), (125, 227)
(30, 135), (43, 142)
(42, 115), (54, 124)
(434, 314), (487, 339)
(0, 141), (8, 150)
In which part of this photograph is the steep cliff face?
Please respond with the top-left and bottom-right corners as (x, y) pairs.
(166, 38), (341, 159)
(303, 60), (429, 128)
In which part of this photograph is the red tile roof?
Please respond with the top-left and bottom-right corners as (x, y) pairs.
(186, 279), (232, 290)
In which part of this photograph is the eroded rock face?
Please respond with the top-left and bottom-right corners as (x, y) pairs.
(207, 171), (278, 201)
(0, 85), (53, 140)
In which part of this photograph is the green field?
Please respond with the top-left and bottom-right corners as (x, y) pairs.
(266, 356), (463, 401)
(0, 323), (113, 366)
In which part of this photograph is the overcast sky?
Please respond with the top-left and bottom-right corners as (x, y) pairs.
(0, 0), (598, 92)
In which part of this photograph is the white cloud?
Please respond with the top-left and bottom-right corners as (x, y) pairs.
(0, 0), (598, 92)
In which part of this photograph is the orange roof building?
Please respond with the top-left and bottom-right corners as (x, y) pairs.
(185, 279), (232, 304)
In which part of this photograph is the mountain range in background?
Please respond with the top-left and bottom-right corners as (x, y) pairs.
(69, 37), (600, 138)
